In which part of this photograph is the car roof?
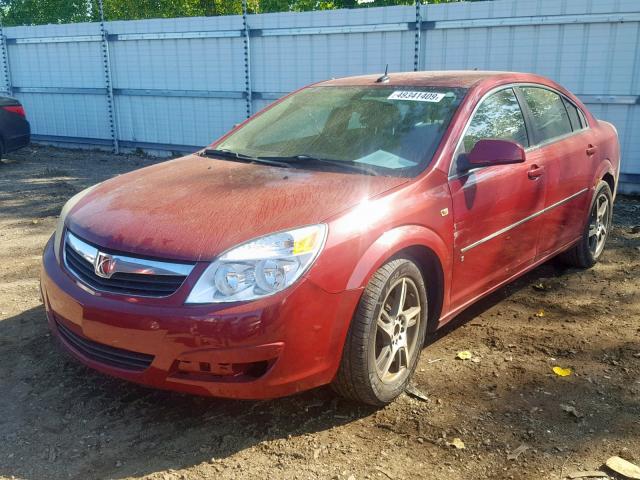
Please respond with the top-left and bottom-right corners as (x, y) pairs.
(316, 71), (530, 89)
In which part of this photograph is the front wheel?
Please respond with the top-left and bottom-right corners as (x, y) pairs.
(332, 257), (428, 406)
(559, 180), (613, 268)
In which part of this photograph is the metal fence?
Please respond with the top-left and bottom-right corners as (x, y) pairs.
(1, 0), (639, 193)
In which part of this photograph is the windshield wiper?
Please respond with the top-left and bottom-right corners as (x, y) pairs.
(258, 154), (379, 176)
(201, 148), (291, 168)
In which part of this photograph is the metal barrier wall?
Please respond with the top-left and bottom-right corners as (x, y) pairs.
(1, 0), (639, 192)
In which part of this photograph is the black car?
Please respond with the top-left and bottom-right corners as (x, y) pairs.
(0, 96), (30, 159)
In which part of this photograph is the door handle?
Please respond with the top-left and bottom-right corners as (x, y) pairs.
(586, 144), (598, 156)
(527, 164), (544, 179)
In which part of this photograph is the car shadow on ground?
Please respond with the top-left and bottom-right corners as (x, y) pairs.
(429, 258), (567, 342)
(0, 305), (378, 480)
(1, 242), (638, 480)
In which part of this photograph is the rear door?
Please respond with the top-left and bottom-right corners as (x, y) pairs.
(516, 86), (593, 255)
(448, 87), (545, 310)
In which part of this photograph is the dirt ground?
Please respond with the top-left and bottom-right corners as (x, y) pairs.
(0, 145), (639, 480)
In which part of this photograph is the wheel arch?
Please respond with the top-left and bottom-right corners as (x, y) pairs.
(593, 159), (616, 196)
(602, 170), (615, 195)
(393, 245), (445, 332)
(345, 225), (450, 330)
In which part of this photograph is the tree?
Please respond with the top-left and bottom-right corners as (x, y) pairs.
(1, 0), (92, 25)
(0, 0), (467, 26)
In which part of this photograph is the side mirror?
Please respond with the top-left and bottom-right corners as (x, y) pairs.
(468, 139), (526, 168)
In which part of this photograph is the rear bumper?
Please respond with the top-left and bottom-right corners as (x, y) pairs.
(40, 236), (361, 399)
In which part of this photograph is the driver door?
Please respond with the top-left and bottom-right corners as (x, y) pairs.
(447, 87), (546, 310)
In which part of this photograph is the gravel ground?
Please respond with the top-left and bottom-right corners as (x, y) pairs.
(1, 145), (639, 480)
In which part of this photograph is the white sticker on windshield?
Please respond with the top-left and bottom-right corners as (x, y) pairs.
(354, 150), (417, 169)
(387, 91), (445, 102)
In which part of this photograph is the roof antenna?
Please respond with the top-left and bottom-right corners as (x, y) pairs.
(376, 64), (390, 83)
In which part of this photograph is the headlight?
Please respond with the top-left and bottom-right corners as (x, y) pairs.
(185, 224), (327, 304)
(53, 184), (100, 264)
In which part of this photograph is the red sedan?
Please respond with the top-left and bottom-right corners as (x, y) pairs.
(40, 71), (620, 405)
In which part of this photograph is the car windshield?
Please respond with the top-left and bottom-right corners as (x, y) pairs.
(216, 85), (466, 176)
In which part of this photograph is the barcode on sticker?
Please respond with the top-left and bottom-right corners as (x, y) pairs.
(387, 91), (445, 102)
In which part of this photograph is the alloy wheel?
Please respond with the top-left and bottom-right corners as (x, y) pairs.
(374, 277), (422, 384)
(588, 192), (610, 258)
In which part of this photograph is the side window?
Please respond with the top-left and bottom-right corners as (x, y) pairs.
(520, 87), (572, 144)
(461, 88), (529, 153)
(562, 97), (583, 131)
(577, 106), (588, 129)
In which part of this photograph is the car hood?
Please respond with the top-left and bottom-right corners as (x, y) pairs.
(67, 154), (407, 262)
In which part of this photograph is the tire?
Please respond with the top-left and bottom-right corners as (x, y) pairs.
(559, 180), (613, 268)
(332, 257), (429, 406)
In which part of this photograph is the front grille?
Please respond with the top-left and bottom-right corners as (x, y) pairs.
(56, 318), (154, 372)
(63, 232), (193, 298)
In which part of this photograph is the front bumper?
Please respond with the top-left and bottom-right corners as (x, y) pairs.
(40, 236), (361, 399)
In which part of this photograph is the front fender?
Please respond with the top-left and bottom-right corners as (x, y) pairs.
(345, 224), (451, 293)
(305, 171), (453, 302)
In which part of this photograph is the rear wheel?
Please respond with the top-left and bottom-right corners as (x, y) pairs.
(332, 257), (428, 406)
(559, 180), (613, 268)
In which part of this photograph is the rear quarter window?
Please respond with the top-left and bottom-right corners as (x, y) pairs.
(562, 97), (584, 131)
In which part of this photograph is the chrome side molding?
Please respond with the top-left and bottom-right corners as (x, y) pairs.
(461, 188), (588, 253)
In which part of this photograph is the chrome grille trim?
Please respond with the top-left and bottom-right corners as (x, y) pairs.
(65, 231), (194, 277)
(63, 231), (195, 297)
